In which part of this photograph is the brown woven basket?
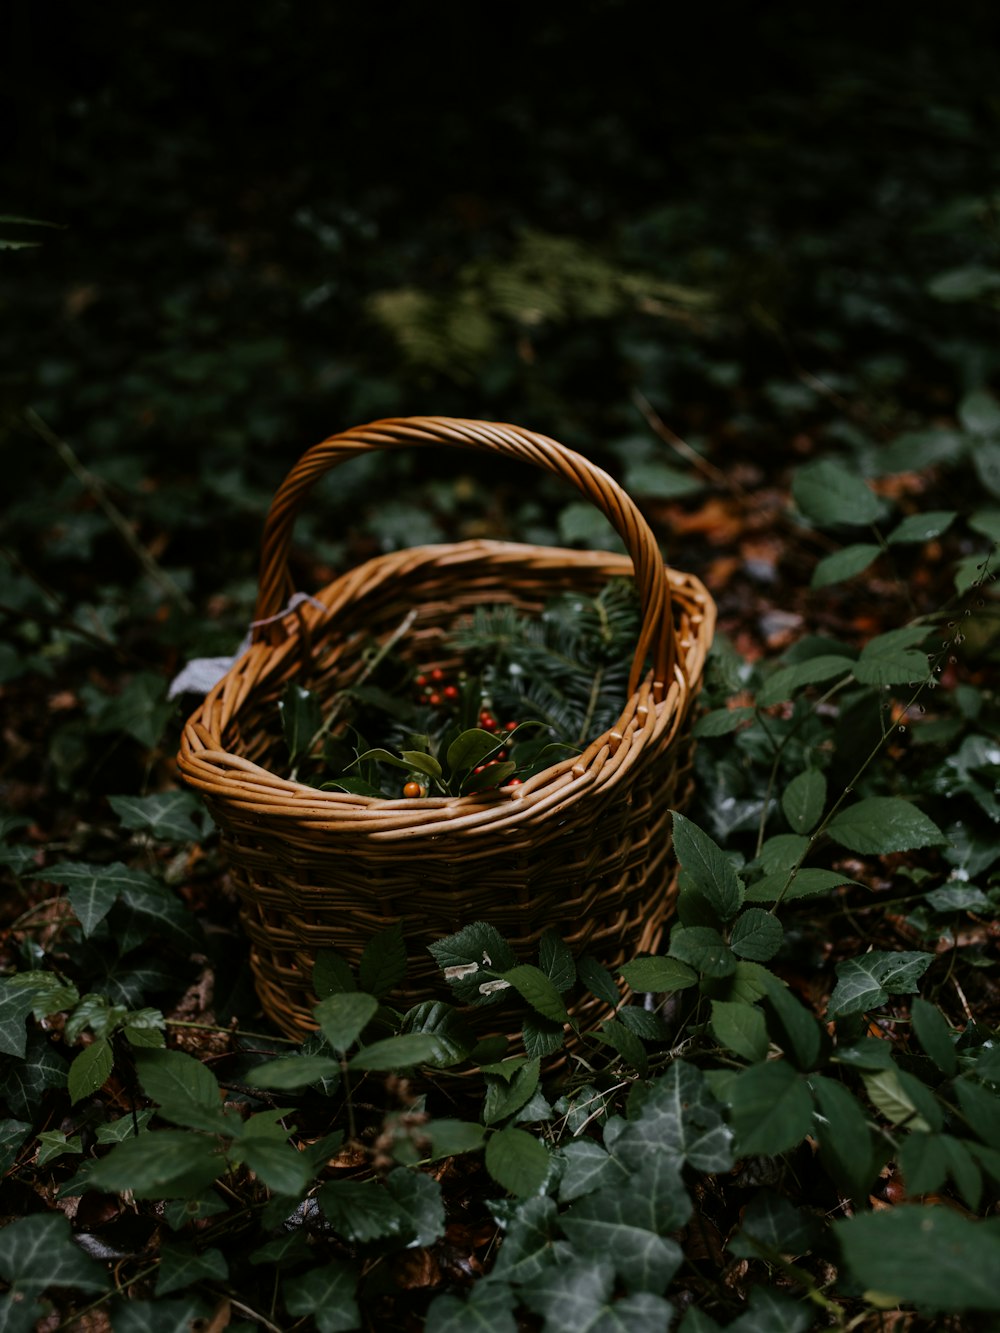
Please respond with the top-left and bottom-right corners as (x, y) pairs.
(178, 417), (715, 1041)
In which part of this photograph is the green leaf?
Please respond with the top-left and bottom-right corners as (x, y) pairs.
(811, 543), (881, 588)
(711, 1000), (768, 1062)
(911, 996), (959, 1076)
(521, 1260), (674, 1333)
(446, 727), (505, 774)
(112, 1296), (212, 1333)
(484, 1059), (541, 1125)
(34, 861), (159, 935)
(68, 1038), (113, 1104)
(85, 672), (174, 748)
(358, 921), (407, 998)
(429, 921), (518, 1005)
(0, 1119), (32, 1175)
(463, 761), (517, 792)
(854, 624), (931, 687)
(756, 655), (854, 707)
(959, 388), (1000, 436)
(237, 1134), (314, 1196)
(570, 955), (618, 1010)
(693, 706), (755, 737)
(319, 1179), (408, 1242)
(313, 950), (357, 996)
(0, 1213), (109, 1295)
(398, 1000), (475, 1067)
(727, 1288), (813, 1333)
(792, 458), (882, 526)
(862, 1066), (942, 1132)
(827, 951), (934, 1018)
(836, 1206), (1000, 1312)
(671, 812), (744, 920)
(928, 265), (1000, 302)
(761, 975), (824, 1071)
(348, 1032), (448, 1070)
(827, 797), (946, 854)
(729, 909), (784, 962)
(538, 930), (576, 992)
(279, 683), (322, 764)
(497, 964), (570, 1024)
(886, 510), (958, 545)
(810, 1075), (881, 1201)
(424, 1119), (486, 1159)
(624, 458), (703, 499)
(728, 1189), (822, 1259)
(953, 1077), (1000, 1148)
(85, 1131), (226, 1199)
(400, 748), (444, 780)
(315, 991), (378, 1052)
(522, 1014), (565, 1061)
(620, 956), (697, 993)
(729, 1060), (813, 1156)
(108, 792), (204, 843)
(35, 1130), (83, 1166)
(0, 1032), (67, 1117)
(485, 1125), (551, 1196)
(283, 1260), (360, 1333)
(350, 746), (414, 773)
(155, 1241), (228, 1297)
(384, 1168), (445, 1246)
(596, 1019), (648, 1075)
(745, 867), (859, 903)
(134, 1048), (222, 1114)
(668, 925), (735, 977)
(781, 769), (826, 835)
(973, 440), (1000, 498)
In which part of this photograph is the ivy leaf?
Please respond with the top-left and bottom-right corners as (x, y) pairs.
(0, 980), (38, 1059)
(811, 543), (881, 588)
(425, 1280), (520, 1333)
(108, 792), (204, 843)
(0, 1213), (109, 1295)
(729, 910), (784, 962)
(155, 1241), (228, 1298)
(711, 1000), (768, 1063)
(792, 458), (882, 526)
(496, 965), (570, 1024)
(756, 655), (854, 707)
(670, 812), (744, 920)
(315, 992), (378, 1052)
(827, 797), (946, 854)
(836, 1206), (1000, 1312)
(558, 1140), (630, 1203)
(358, 921), (407, 999)
(485, 1125), (551, 1196)
(854, 625), (931, 686)
(0, 1032), (67, 1118)
(521, 1260), (674, 1333)
(283, 1260), (360, 1333)
(111, 1296), (212, 1333)
(728, 1189), (823, 1259)
(620, 956), (697, 993)
(68, 1038), (114, 1104)
(560, 1193), (684, 1294)
(384, 1168), (445, 1247)
(615, 1061), (733, 1174)
(32, 861), (159, 935)
(827, 951), (934, 1018)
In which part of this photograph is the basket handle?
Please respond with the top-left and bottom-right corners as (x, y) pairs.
(252, 416), (678, 696)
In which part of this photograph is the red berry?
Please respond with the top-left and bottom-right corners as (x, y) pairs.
(473, 765), (485, 774)
(508, 778), (523, 786)
(481, 716), (497, 732)
(503, 720), (518, 732)
(497, 749), (508, 760)
(443, 684), (459, 700)
(431, 667), (445, 682)
(415, 674), (427, 687)
(403, 781), (423, 798)
(428, 692), (442, 706)
(486, 759), (499, 766)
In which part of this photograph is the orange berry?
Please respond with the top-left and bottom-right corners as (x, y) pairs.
(402, 781), (424, 798)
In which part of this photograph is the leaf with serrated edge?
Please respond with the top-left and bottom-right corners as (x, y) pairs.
(730, 1061), (814, 1157)
(315, 992), (378, 1052)
(827, 797), (945, 854)
(730, 909), (784, 962)
(497, 964), (570, 1024)
(671, 812), (744, 920)
(620, 956), (697, 993)
(711, 1001), (768, 1063)
(781, 770), (826, 835)
(68, 1038), (113, 1104)
(486, 1125), (550, 1196)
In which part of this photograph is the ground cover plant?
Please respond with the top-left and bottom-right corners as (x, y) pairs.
(3, 5), (1000, 1329)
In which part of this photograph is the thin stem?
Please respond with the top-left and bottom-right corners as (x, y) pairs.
(23, 407), (195, 614)
(165, 1019), (297, 1045)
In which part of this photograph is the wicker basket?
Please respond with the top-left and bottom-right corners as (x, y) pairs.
(178, 417), (715, 1041)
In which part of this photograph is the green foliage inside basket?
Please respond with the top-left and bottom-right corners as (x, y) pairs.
(280, 580), (641, 797)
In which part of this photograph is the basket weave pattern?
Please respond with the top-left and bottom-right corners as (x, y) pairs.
(179, 418), (715, 1040)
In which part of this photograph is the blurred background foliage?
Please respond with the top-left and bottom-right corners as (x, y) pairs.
(2, 1), (1000, 750)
